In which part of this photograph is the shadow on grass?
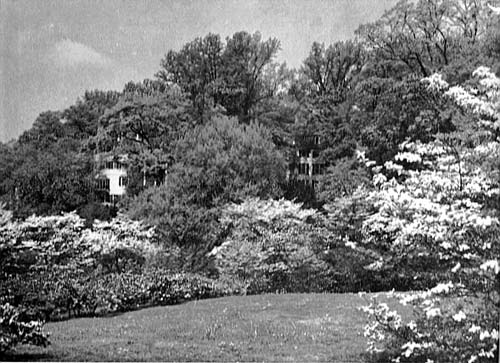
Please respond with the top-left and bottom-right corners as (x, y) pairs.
(0, 351), (54, 362)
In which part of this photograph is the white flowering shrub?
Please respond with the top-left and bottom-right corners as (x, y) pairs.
(0, 212), (160, 275)
(0, 209), (237, 326)
(210, 198), (332, 293)
(81, 214), (160, 273)
(0, 303), (49, 354)
(0, 212), (166, 321)
(361, 67), (500, 362)
(0, 212), (90, 275)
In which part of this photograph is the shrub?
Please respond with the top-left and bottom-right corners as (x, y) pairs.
(210, 198), (333, 293)
(91, 270), (235, 314)
(126, 116), (287, 252)
(83, 214), (160, 273)
(0, 212), (89, 275)
(0, 212), (161, 276)
(0, 206), (238, 326)
(0, 303), (49, 354)
(0, 212), (175, 321)
(1, 268), (236, 321)
(77, 202), (116, 226)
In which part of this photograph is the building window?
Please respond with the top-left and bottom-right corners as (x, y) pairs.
(119, 176), (128, 187)
(103, 161), (124, 169)
(298, 150), (309, 157)
(299, 163), (309, 175)
(102, 193), (111, 203)
(96, 178), (110, 190)
(312, 163), (325, 175)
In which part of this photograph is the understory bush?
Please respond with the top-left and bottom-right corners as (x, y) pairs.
(0, 210), (237, 352)
(211, 197), (443, 294)
(322, 189), (448, 293)
(0, 303), (49, 354)
(1, 269), (233, 321)
(210, 198), (331, 294)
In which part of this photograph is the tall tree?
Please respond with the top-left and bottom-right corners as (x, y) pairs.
(17, 111), (66, 149)
(62, 90), (120, 140)
(0, 143), (15, 203)
(157, 31), (281, 123)
(157, 33), (224, 120)
(8, 140), (95, 217)
(220, 31), (281, 121)
(302, 40), (365, 101)
(356, 0), (495, 78)
(127, 116), (287, 247)
(96, 81), (195, 195)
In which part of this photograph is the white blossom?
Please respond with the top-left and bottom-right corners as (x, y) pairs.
(422, 73), (449, 91)
(425, 307), (441, 318)
(440, 241), (452, 250)
(430, 282), (453, 294)
(479, 330), (491, 340)
(395, 152), (422, 164)
(452, 311), (466, 322)
(492, 329), (499, 340)
(480, 260), (500, 274)
(468, 325), (481, 333)
(401, 341), (421, 358)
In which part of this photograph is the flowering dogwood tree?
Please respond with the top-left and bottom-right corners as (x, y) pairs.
(209, 198), (330, 293)
(360, 67), (500, 362)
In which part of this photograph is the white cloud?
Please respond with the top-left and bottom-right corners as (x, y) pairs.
(50, 39), (112, 68)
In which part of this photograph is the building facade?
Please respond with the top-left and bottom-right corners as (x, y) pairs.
(288, 134), (325, 188)
(95, 155), (128, 205)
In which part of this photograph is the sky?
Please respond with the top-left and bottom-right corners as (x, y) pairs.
(0, 0), (398, 142)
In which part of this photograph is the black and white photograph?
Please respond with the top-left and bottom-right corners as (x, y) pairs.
(1, 0), (500, 361)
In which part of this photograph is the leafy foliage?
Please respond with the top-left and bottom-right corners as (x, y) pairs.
(355, 0), (494, 78)
(210, 198), (330, 293)
(2, 4), (500, 359)
(0, 211), (236, 328)
(62, 90), (120, 139)
(157, 31), (281, 122)
(302, 40), (365, 100)
(9, 143), (95, 218)
(96, 83), (194, 196)
(316, 157), (371, 203)
(127, 116), (287, 254)
(360, 67), (500, 362)
(0, 303), (49, 354)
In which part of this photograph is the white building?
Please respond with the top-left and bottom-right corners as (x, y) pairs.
(288, 134), (325, 188)
(95, 156), (128, 205)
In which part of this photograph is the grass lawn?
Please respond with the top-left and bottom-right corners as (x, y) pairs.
(7, 292), (408, 362)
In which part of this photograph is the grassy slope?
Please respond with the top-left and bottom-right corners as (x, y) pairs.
(9, 293), (407, 362)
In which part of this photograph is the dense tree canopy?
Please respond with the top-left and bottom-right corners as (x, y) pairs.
(121, 115), (286, 273)
(62, 90), (121, 140)
(1, 0), (498, 238)
(8, 141), (95, 217)
(157, 31), (281, 122)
